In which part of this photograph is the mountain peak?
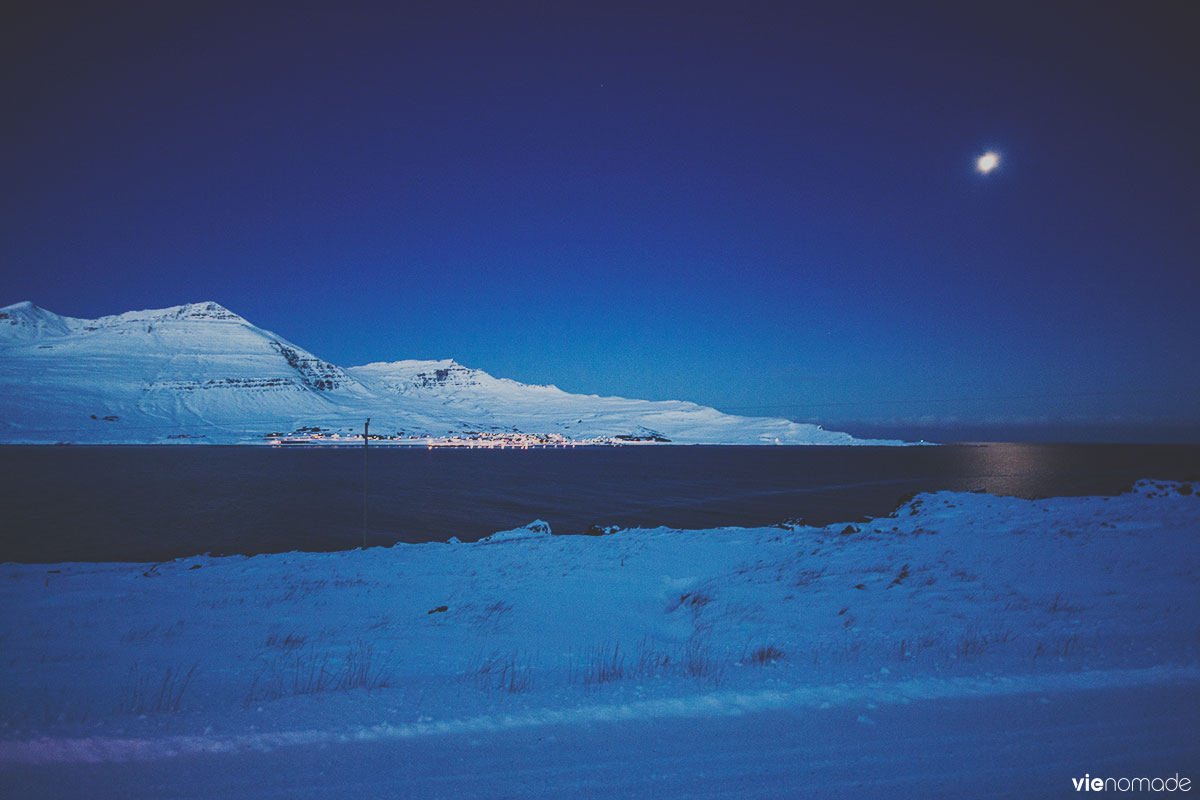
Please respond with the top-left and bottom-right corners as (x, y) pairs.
(349, 359), (484, 393)
(117, 301), (245, 322)
(73, 301), (249, 330)
(176, 301), (241, 319)
(1, 300), (55, 318)
(0, 301), (74, 340)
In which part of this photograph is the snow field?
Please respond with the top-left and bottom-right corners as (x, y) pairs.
(0, 480), (1196, 766)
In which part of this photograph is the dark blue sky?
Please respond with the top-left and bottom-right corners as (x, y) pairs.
(4, 1), (1198, 442)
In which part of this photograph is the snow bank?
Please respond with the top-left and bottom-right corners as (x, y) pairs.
(476, 519), (552, 544)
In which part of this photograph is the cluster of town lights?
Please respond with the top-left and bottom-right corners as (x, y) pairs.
(264, 430), (657, 448)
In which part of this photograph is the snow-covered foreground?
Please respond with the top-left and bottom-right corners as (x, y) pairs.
(2, 481), (1197, 797)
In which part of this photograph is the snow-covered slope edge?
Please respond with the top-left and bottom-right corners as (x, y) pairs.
(0, 301), (903, 445)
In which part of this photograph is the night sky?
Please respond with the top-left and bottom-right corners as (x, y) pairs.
(3, 1), (1198, 442)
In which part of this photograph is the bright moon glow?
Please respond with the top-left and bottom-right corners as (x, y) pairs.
(977, 151), (1000, 174)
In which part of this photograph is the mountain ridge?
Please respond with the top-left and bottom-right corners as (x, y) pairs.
(0, 301), (903, 446)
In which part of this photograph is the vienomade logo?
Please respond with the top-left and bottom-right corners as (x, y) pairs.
(1072, 773), (1191, 792)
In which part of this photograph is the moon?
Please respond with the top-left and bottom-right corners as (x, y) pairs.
(976, 151), (1000, 175)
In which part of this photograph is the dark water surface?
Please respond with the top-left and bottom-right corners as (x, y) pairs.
(2, 443), (1197, 563)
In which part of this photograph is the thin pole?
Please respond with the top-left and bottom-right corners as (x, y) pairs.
(362, 417), (370, 549)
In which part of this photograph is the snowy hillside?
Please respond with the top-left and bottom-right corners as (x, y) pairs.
(348, 359), (869, 446)
(0, 301), (899, 445)
(0, 301), (376, 443)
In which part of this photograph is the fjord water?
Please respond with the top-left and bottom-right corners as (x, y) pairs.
(2, 443), (1197, 563)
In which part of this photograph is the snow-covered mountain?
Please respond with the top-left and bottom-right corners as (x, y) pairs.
(346, 359), (875, 445)
(0, 301), (898, 445)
